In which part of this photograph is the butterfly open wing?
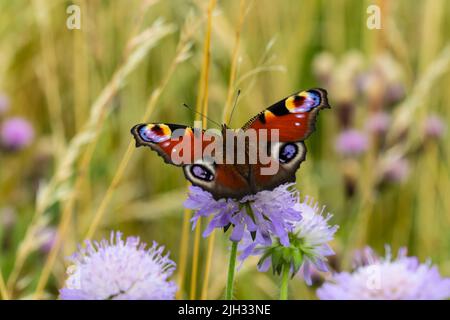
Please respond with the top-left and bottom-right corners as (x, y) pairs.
(243, 88), (330, 192)
(131, 88), (330, 200)
(131, 123), (253, 199)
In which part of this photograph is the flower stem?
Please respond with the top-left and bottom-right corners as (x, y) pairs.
(225, 240), (238, 300)
(279, 265), (290, 300)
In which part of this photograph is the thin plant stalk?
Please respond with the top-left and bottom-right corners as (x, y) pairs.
(190, 220), (202, 300)
(33, 0), (66, 158)
(0, 270), (9, 300)
(279, 265), (290, 300)
(199, 0), (249, 301)
(222, 0), (247, 124)
(225, 240), (238, 300)
(176, 207), (192, 299)
(201, 228), (216, 299)
(187, 0), (216, 300)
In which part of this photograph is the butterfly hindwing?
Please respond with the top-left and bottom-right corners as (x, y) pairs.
(251, 141), (307, 193)
(184, 163), (251, 199)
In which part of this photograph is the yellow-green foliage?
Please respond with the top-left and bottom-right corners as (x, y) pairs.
(0, 0), (449, 299)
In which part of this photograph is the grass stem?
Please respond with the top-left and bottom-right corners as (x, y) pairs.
(225, 241), (238, 300)
(279, 265), (289, 300)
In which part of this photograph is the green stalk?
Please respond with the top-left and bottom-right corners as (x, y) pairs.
(225, 240), (238, 300)
(279, 264), (290, 300)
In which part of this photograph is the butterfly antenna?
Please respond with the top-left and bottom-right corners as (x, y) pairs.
(182, 103), (222, 127)
(227, 89), (241, 126)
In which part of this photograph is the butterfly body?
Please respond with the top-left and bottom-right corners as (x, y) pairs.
(131, 88), (330, 200)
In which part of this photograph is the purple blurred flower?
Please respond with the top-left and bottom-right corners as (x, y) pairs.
(317, 246), (450, 300)
(385, 83), (405, 105)
(0, 117), (34, 150)
(60, 231), (176, 300)
(382, 157), (410, 184)
(352, 246), (380, 269)
(335, 129), (368, 156)
(37, 227), (57, 254)
(184, 183), (301, 247)
(366, 112), (391, 135)
(0, 94), (9, 115)
(238, 197), (338, 284)
(425, 115), (446, 140)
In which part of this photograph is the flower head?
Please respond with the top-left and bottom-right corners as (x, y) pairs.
(381, 157), (410, 184)
(36, 226), (57, 254)
(60, 231), (177, 300)
(184, 183), (301, 247)
(335, 129), (368, 156)
(366, 112), (391, 135)
(0, 117), (34, 150)
(239, 197), (338, 285)
(425, 114), (446, 140)
(317, 246), (450, 300)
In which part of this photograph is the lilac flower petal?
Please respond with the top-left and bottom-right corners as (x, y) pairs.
(185, 183), (303, 250)
(1, 117), (34, 150)
(335, 129), (368, 156)
(257, 257), (272, 272)
(60, 231), (177, 300)
(238, 197), (338, 285)
(230, 222), (245, 242)
(317, 246), (450, 300)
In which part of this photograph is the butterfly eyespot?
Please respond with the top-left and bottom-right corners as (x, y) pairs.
(279, 143), (298, 163)
(190, 164), (215, 181)
(307, 90), (322, 107)
(139, 124), (171, 143)
(293, 95), (305, 103)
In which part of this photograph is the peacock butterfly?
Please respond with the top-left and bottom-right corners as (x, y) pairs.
(131, 88), (330, 200)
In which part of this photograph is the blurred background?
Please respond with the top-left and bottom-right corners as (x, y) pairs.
(0, 0), (449, 299)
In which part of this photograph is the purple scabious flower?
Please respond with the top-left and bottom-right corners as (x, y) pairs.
(335, 129), (368, 156)
(60, 231), (177, 300)
(425, 114), (446, 140)
(317, 246), (450, 300)
(0, 117), (34, 150)
(366, 112), (391, 135)
(37, 226), (57, 254)
(238, 197), (338, 284)
(351, 246), (380, 268)
(184, 183), (301, 247)
(382, 157), (410, 184)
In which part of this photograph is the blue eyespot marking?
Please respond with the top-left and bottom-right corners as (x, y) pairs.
(279, 143), (298, 163)
(191, 164), (214, 181)
(307, 90), (322, 108)
(288, 90), (322, 113)
(139, 124), (171, 143)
